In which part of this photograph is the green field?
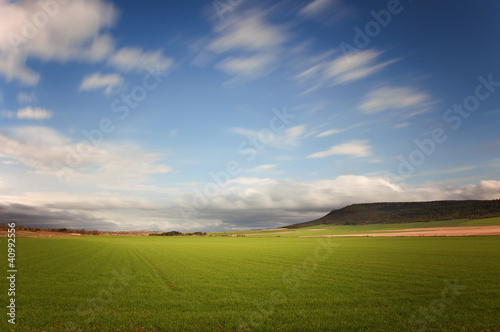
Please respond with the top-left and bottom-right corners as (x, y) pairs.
(1, 232), (500, 331)
(215, 217), (500, 237)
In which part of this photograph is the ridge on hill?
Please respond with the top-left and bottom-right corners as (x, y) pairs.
(285, 200), (500, 229)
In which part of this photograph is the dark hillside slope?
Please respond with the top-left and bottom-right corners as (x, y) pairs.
(285, 200), (500, 229)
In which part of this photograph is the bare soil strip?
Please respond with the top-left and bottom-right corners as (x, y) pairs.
(300, 226), (500, 238)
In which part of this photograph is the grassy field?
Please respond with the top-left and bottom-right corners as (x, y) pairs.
(1, 233), (499, 331)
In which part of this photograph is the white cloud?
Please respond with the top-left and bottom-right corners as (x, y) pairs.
(420, 166), (480, 178)
(16, 106), (52, 120)
(230, 127), (259, 137)
(108, 47), (174, 73)
(79, 72), (124, 96)
(7, 191), (159, 212)
(0, 0), (117, 85)
(300, 0), (333, 17)
(315, 122), (365, 138)
(295, 49), (397, 92)
(246, 164), (282, 174)
(3, 165), (499, 231)
(0, 1), (174, 86)
(1, 107), (53, 120)
(315, 128), (345, 137)
(281, 125), (307, 148)
(0, 126), (172, 189)
(0, 53), (40, 85)
(85, 33), (116, 62)
(215, 54), (275, 81)
(359, 86), (434, 114)
(255, 164), (278, 170)
(207, 12), (287, 54)
(205, 10), (288, 82)
(298, 0), (353, 24)
(308, 140), (372, 158)
(326, 50), (396, 84)
(176, 175), (500, 229)
(231, 124), (308, 149)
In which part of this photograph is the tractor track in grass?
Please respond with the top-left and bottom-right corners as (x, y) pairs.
(125, 239), (174, 289)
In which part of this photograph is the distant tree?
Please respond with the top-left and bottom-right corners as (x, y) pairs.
(158, 231), (183, 236)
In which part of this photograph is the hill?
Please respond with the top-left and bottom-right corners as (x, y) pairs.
(285, 200), (500, 229)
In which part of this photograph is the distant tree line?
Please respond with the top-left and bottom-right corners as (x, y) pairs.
(0, 224), (100, 235)
(150, 231), (207, 236)
(54, 228), (100, 235)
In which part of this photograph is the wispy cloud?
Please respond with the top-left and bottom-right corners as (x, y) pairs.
(308, 140), (372, 158)
(315, 128), (345, 137)
(299, 0), (333, 17)
(16, 107), (53, 120)
(1, 107), (53, 120)
(215, 54), (275, 81)
(295, 49), (397, 94)
(107, 47), (174, 73)
(231, 124), (308, 149)
(315, 122), (365, 138)
(245, 164), (283, 174)
(299, 0), (354, 25)
(326, 50), (397, 84)
(359, 86), (435, 114)
(282, 125), (307, 148)
(204, 9), (288, 83)
(207, 11), (287, 53)
(421, 166), (480, 178)
(79, 72), (124, 96)
(299, 0), (355, 25)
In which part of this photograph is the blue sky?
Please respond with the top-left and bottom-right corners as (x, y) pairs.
(0, 0), (499, 231)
